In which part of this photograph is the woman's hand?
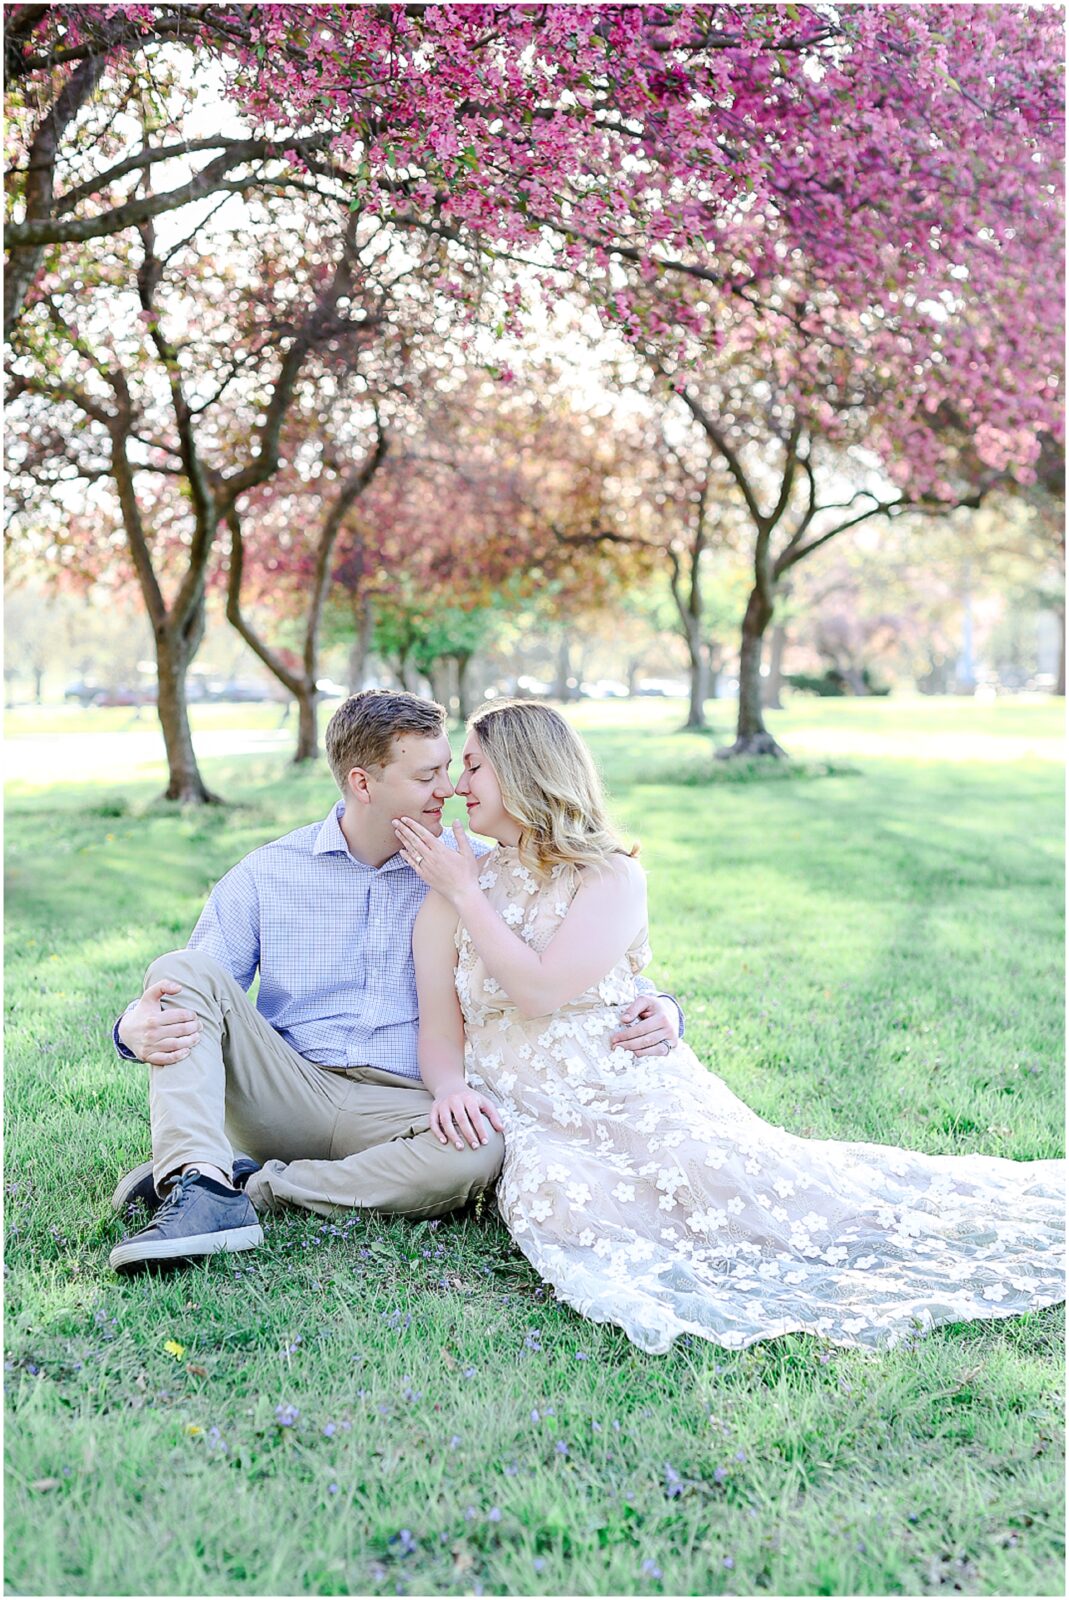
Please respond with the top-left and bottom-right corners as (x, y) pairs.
(431, 1087), (505, 1150)
(393, 816), (481, 906)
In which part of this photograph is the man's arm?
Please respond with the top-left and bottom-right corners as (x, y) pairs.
(114, 859), (261, 1065)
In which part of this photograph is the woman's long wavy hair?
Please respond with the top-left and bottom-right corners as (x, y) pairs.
(467, 699), (638, 877)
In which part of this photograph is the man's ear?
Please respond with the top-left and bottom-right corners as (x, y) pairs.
(347, 766), (373, 806)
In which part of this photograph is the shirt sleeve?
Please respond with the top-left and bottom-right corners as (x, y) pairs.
(113, 1010), (138, 1060)
(187, 858), (261, 990)
(633, 975), (686, 1039)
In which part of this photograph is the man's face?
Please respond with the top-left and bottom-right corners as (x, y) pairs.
(359, 732), (455, 835)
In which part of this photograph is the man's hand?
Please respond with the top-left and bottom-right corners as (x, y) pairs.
(611, 994), (680, 1058)
(117, 979), (201, 1066)
(430, 1088), (505, 1151)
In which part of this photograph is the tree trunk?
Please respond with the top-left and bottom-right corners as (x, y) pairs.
(683, 617), (708, 730)
(156, 624), (221, 802)
(553, 635), (572, 700)
(763, 620), (787, 709)
(429, 657), (450, 710)
(626, 656), (642, 697)
(706, 641), (722, 702)
(294, 686), (318, 763)
(1056, 603), (1066, 696)
(720, 584), (787, 759)
(33, 665), (44, 704)
(347, 593), (374, 693)
(456, 650), (474, 720)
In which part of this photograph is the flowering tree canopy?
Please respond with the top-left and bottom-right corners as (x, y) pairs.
(11, 4), (1062, 478)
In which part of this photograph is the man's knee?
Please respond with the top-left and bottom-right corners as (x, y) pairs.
(145, 947), (226, 991)
(446, 1127), (505, 1198)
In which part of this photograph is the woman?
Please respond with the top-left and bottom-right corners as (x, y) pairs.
(394, 701), (1064, 1354)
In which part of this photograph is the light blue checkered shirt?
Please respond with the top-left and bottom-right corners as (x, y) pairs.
(121, 802), (677, 1080)
(181, 803), (491, 1079)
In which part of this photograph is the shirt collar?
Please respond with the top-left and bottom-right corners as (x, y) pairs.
(312, 801), (411, 873)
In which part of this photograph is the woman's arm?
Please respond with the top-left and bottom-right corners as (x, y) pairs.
(399, 819), (647, 1020)
(412, 889), (504, 1150)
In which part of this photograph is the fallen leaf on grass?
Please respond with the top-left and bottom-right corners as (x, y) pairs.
(441, 1349), (459, 1370)
(30, 1478), (61, 1492)
(186, 1364), (208, 1378)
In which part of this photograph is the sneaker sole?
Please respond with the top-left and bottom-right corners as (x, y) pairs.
(109, 1223), (263, 1273)
(111, 1160), (156, 1213)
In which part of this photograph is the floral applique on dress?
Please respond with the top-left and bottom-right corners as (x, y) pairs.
(456, 846), (1065, 1354)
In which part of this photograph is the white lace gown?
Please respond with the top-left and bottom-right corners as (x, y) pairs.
(457, 847), (1065, 1355)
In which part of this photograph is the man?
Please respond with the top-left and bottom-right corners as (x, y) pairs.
(109, 690), (684, 1273)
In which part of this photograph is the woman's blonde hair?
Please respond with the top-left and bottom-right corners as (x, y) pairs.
(467, 699), (637, 877)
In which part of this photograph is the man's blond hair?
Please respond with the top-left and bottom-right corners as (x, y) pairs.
(325, 690), (446, 794)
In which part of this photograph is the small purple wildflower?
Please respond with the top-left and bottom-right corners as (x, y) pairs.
(328, 1482), (339, 1495)
(713, 1465), (728, 1483)
(275, 1402), (300, 1427)
(723, 1555), (735, 1570)
(574, 1351), (589, 1360)
(390, 1529), (417, 1557)
(462, 1365), (477, 1378)
(487, 1506), (502, 1523)
(555, 1439), (569, 1457)
(641, 1558), (662, 1579)
(530, 1408), (540, 1422)
(448, 1434), (462, 1450)
(734, 1449), (746, 1462)
(322, 1422), (337, 1437)
(664, 1462), (684, 1499)
(464, 1505), (478, 1522)
(533, 1557), (545, 1572)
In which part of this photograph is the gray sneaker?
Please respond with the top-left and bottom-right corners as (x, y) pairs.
(111, 1156), (262, 1215)
(109, 1169), (263, 1273)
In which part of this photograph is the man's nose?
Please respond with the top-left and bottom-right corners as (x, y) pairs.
(435, 775), (455, 798)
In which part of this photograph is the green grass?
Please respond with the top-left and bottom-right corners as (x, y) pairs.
(4, 697), (1064, 1596)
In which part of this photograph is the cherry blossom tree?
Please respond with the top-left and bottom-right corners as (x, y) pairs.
(6, 189), (417, 799)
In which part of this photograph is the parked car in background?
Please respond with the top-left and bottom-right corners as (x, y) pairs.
(64, 680), (102, 705)
(91, 683), (157, 707)
(206, 678), (276, 702)
(581, 679), (629, 699)
(635, 678), (689, 697)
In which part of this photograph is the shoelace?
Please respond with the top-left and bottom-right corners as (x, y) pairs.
(153, 1168), (203, 1223)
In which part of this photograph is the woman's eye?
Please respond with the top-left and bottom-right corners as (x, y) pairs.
(468, 765), (480, 773)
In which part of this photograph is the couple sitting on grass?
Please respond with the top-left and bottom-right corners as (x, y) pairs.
(110, 691), (1064, 1352)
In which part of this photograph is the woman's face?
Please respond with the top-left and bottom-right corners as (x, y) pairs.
(455, 730), (521, 845)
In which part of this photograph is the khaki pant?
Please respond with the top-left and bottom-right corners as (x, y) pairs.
(143, 948), (502, 1220)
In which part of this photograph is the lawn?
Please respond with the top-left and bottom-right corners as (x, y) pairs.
(4, 695), (1064, 1597)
